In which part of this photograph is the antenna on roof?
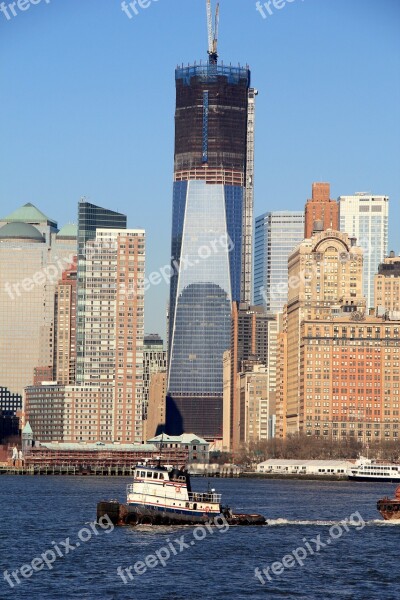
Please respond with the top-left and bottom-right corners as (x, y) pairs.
(206, 0), (219, 64)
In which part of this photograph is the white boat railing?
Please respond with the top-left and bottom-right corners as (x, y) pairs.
(126, 484), (222, 503)
(188, 492), (221, 504)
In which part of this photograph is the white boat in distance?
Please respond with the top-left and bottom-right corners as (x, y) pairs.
(347, 458), (400, 482)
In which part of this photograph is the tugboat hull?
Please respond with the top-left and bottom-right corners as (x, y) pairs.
(377, 485), (400, 520)
(97, 501), (266, 526)
(377, 499), (400, 521)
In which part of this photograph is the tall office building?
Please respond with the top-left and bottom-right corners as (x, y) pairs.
(375, 252), (400, 313)
(304, 183), (339, 239)
(79, 228), (145, 442)
(0, 203), (76, 397)
(145, 372), (167, 440)
(0, 387), (22, 416)
(143, 335), (167, 420)
(283, 229), (365, 435)
(26, 226), (146, 444)
(54, 258), (77, 385)
(76, 200), (127, 383)
(339, 193), (389, 309)
(167, 15), (256, 439)
(223, 303), (277, 450)
(236, 361), (275, 446)
(254, 211), (305, 313)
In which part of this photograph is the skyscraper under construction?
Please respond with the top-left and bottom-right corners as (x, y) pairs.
(167, 2), (257, 439)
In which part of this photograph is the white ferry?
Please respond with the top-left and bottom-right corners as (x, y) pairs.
(124, 463), (223, 525)
(347, 459), (400, 482)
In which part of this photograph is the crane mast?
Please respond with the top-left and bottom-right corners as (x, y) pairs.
(206, 0), (219, 65)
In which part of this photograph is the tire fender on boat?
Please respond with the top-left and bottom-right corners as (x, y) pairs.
(125, 513), (139, 526)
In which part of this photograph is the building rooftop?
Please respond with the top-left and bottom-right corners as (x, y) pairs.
(305, 313), (399, 325)
(57, 223), (77, 239)
(258, 459), (351, 467)
(144, 334), (164, 348)
(148, 433), (208, 445)
(175, 63), (250, 86)
(35, 442), (158, 452)
(22, 421), (33, 435)
(378, 255), (400, 277)
(1, 203), (57, 227)
(0, 222), (44, 242)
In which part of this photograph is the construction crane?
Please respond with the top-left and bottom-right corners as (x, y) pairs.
(206, 0), (219, 65)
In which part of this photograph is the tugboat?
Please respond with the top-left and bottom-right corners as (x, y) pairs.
(97, 462), (266, 526)
(377, 485), (400, 520)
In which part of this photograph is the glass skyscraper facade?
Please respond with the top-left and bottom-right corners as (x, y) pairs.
(167, 63), (255, 439)
(254, 211), (305, 314)
(339, 193), (389, 309)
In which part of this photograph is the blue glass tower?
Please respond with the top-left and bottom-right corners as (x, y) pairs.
(254, 212), (305, 314)
(167, 61), (255, 439)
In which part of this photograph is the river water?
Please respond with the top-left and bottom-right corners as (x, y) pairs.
(0, 476), (398, 599)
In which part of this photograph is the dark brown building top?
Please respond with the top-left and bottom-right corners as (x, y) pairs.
(174, 64), (250, 176)
(304, 182), (339, 238)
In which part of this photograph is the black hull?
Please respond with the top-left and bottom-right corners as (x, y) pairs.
(125, 505), (217, 526)
(97, 501), (266, 526)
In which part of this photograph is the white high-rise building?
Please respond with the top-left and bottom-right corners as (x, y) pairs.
(254, 211), (305, 313)
(339, 193), (389, 309)
(80, 228), (145, 442)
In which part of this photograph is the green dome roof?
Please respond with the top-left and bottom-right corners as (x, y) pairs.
(0, 222), (44, 242)
(57, 223), (77, 239)
(1, 203), (57, 227)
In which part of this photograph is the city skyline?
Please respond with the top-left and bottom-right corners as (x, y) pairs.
(1, 5), (399, 598)
(1, 0), (399, 335)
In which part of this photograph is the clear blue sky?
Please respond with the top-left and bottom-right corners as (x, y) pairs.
(1, 0), (399, 336)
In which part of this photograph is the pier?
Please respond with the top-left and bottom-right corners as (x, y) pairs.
(0, 464), (138, 476)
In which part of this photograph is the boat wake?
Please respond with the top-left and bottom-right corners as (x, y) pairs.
(369, 519), (400, 526)
(267, 518), (400, 527)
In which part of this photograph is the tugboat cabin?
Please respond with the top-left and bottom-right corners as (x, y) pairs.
(126, 464), (222, 516)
